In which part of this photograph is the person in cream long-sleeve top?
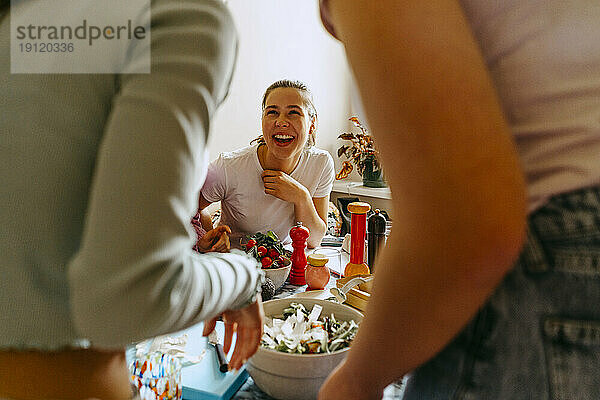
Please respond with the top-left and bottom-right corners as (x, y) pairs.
(0, 1), (264, 398)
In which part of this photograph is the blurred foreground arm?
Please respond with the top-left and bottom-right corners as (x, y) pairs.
(319, 0), (527, 398)
(68, 0), (262, 348)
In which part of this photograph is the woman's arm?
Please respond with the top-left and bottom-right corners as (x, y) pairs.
(198, 193), (215, 231)
(295, 195), (329, 248)
(194, 194), (231, 253)
(68, 0), (262, 348)
(261, 170), (328, 247)
(319, 0), (527, 398)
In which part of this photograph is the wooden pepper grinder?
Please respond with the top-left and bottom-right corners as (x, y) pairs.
(367, 209), (387, 273)
(344, 202), (371, 277)
(289, 222), (310, 285)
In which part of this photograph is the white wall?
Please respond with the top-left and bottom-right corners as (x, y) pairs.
(207, 0), (352, 164)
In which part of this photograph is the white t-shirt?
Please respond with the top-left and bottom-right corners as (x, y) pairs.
(201, 144), (335, 244)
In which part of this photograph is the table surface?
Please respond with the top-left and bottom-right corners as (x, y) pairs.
(231, 249), (406, 399)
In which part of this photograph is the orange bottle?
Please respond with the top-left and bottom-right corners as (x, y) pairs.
(344, 202), (371, 277)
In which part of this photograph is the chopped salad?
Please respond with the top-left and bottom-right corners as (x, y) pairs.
(261, 302), (359, 354)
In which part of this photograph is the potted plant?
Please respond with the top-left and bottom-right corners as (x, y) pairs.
(336, 116), (385, 188)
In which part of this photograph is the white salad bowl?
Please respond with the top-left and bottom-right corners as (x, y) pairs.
(246, 298), (363, 400)
(262, 257), (291, 290)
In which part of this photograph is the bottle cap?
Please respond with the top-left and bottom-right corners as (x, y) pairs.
(347, 202), (371, 214)
(307, 253), (329, 267)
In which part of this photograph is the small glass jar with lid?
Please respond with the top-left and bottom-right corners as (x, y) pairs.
(305, 253), (331, 291)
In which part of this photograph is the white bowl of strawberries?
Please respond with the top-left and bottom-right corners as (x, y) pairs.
(244, 231), (292, 290)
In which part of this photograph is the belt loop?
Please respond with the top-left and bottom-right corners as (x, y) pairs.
(520, 225), (550, 274)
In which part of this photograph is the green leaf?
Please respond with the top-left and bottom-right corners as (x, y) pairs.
(266, 231), (279, 242)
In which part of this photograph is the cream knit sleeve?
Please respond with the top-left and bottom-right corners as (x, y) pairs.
(68, 0), (262, 348)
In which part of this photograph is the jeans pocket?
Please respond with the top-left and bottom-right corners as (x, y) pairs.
(543, 317), (600, 400)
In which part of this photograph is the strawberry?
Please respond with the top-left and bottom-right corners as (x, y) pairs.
(245, 239), (257, 250)
(268, 248), (279, 259)
(257, 246), (267, 257)
(277, 256), (286, 265)
(261, 256), (272, 268)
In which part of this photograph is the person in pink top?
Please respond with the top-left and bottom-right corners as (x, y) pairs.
(318, 1), (600, 399)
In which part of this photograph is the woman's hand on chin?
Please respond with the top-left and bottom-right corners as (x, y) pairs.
(261, 170), (309, 204)
(196, 225), (231, 253)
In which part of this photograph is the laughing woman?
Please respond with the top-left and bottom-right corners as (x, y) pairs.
(195, 80), (334, 249)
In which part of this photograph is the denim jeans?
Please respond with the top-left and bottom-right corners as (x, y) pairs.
(402, 186), (600, 400)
